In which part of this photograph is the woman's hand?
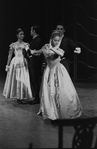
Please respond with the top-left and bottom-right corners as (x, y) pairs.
(31, 49), (42, 56)
(5, 65), (10, 71)
(31, 50), (36, 55)
(31, 49), (39, 55)
(50, 47), (64, 57)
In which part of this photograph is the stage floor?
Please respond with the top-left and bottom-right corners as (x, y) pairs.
(0, 77), (97, 148)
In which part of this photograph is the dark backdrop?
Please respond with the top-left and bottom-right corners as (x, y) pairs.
(0, 0), (47, 78)
(0, 0), (97, 83)
(45, 0), (97, 82)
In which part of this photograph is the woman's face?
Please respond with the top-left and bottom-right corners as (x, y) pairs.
(52, 36), (60, 46)
(17, 31), (24, 40)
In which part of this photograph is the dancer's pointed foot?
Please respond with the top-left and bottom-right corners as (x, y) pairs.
(37, 111), (42, 116)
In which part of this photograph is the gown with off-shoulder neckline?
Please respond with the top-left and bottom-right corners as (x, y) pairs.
(38, 44), (83, 120)
(3, 41), (34, 101)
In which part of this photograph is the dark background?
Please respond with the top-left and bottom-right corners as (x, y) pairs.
(0, 0), (97, 83)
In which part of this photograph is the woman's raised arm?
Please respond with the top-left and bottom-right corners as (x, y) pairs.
(50, 47), (64, 57)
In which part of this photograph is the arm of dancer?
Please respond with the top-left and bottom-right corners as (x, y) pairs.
(30, 49), (42, 55)
(5, 43), (14, 71)
(30, 44), (48, 55)
(67, 37), (81, 54)
(50, 48), (64, 57)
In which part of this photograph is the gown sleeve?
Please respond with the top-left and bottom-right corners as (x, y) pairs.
(42, 44), (52, 57)
(58, 48), (65, 56)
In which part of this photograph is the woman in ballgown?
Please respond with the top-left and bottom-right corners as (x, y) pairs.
(3, 28), (35, 103)
(32, 31), (83, 120)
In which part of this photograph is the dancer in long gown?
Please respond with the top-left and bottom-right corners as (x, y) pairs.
(3, 28), (35, 103)
(32, 31), (83, 120)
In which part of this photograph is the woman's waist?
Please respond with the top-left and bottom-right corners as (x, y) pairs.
(47, 59), (60, 68)
(12, 56), (26, 63)
(12, 57), (27, 68)
(15, 54), (23, 58)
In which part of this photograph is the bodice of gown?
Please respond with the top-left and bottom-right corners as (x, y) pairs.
(42, 45), (61, 68)
(10, 41), (29, 58)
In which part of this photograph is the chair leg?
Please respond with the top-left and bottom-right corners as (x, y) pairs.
(94, 136), (97, 149)
(58, 125), (63, 148)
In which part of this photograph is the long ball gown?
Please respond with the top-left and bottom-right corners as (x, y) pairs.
(38, 44), (83, 120)
(3, 41), (34, 101)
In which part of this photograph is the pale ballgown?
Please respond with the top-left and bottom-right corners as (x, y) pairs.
(3, 41), (34, 101)
(38, 44), (83, 120)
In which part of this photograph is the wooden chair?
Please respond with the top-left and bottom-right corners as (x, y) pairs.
(51, 114), (97, 148)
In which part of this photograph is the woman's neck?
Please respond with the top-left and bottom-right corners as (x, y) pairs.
(50, 43), (58, 50)
(18, 39), (23, 43)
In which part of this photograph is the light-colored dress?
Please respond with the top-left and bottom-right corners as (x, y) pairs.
(3, 41), (34, 100)
(38, 44), (83, 120)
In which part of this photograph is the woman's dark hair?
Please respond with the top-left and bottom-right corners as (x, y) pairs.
(16, 28), (24, 35)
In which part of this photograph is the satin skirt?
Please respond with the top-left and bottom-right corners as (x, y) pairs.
(3, 56), (34, 100)
(39, 63), (83, 120)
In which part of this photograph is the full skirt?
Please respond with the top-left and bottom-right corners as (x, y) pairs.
(39, 63), (83, 120)
(3, 57), (34, 100)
